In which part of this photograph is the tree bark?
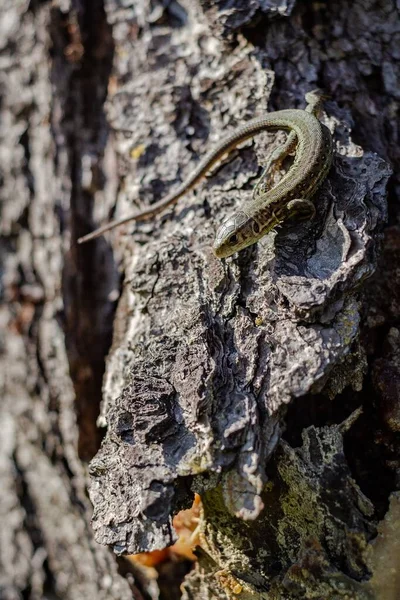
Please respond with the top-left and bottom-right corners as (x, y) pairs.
(1, 0), (399, 599)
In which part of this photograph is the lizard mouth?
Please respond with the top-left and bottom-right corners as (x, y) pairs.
(213, 243), (233, 259)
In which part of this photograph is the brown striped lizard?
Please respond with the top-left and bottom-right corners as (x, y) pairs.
(77, 90), (333, 258)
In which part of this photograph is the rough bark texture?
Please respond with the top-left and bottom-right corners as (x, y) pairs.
(0, 1), (137, 598)
(1, 0), (399, 599)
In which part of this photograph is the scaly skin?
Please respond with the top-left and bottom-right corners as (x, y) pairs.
(78, 90), (333, 258)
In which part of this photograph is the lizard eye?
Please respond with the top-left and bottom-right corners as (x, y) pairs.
(253, 222), (260, 234)
(229, 234), (238, 245)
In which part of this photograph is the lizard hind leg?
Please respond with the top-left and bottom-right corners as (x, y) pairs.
(252, 130), (298, 200)
(305, 89), (330, 117)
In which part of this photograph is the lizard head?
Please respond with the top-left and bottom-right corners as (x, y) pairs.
(213, 211), (262, 258)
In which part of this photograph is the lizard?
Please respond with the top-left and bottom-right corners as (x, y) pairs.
(77, 90), (333, 258)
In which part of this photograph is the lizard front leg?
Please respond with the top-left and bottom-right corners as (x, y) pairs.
(286, 198), (316, 221)
(252, 130), (298, 200)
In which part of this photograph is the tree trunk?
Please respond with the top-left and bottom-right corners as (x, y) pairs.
(1, 0), (399, 599)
